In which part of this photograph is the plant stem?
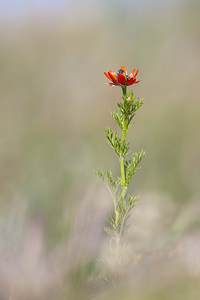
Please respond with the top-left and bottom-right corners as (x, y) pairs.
(115, 86), (128, 252)
(120, 156), (127, 200)
(120, 86), (128, 200)
(122, 86), (127, 98)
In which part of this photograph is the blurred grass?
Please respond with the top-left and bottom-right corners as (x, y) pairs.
(0, 0), (200, 299)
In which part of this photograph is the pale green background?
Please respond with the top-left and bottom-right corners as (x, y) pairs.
(0, 0), (200, 299)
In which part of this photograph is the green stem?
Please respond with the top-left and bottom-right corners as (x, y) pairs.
(115, 86), (128, 248)
(115, 86), (128, 235)
(120, 86), (128, 200)
(122, 86), (127, 98)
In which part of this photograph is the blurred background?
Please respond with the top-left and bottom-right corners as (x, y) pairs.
(0, 0), (200, 299)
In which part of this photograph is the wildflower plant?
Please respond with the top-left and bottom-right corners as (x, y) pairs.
(97, 66), (147, 247)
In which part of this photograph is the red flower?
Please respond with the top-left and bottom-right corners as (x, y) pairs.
(104, 66), (140, 87)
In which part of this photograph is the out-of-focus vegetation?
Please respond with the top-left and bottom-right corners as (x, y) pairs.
(0, 0), (200, 299)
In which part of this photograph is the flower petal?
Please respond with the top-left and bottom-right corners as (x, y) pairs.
(127, 78), (136, 86)
(129, 69), (139, 80)
(134, 69), (139, 78)
(129, 69), (135, 79)
(106, 82), (116, 86)
(117, 74), (127, 85)
(120, 66), (127, 74)
(104, 72), (112, 81)
(108, 70), (117, 83)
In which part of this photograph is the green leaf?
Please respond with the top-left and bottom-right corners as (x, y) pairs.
(124, 150), (147, 184)
(104, 127), (129, 157)
(111, 110), (123, 129)
(132, 97), (144, 113)
(96, 169), (105, 182)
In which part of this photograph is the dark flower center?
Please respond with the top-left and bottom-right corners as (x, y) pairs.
(117, 69), (127, 82)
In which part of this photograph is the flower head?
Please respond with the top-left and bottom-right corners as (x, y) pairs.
(104, 66), (140, 87)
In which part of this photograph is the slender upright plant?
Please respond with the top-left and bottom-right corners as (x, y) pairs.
(97, 66), (146, 247)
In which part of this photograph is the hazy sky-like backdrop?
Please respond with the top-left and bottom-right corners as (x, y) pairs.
(0, 0), (182, 19)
